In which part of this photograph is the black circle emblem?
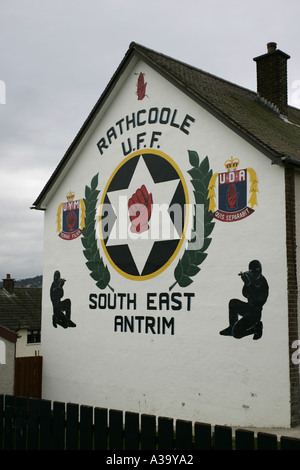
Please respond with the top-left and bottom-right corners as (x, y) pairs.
(99, 149), (189, 280)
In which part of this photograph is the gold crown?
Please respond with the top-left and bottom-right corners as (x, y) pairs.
(66, 190), (75, 201)
(225, 156), (240, 170)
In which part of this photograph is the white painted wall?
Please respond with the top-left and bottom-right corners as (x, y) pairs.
(15, 330), (41, 357)
(40, 58), (290, 427)
(0, 338), (15, 395)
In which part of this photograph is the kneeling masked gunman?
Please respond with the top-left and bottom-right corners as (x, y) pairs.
(220, 260), (269, 340)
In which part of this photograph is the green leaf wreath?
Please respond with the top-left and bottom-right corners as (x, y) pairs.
(169, 151), (215, 291)
(81, 173), (114, 291)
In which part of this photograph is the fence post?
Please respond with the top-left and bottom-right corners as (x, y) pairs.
(194, 422), (212, 450)
(257, 432), (278, 450)
(176, 419), (193, 450)
(109, 409), (123, 450)
(94, 407), (108, 450)
(66, 403), (79, 450)
(280, 435), (300, 450)
(4, 395), (15, 450)
(158, 417), (174, 450)
(80, 405), (93, 450)
(53, 401), (65, 450)
(28, 398), (39, 450)
(125, 411), (140, 450)
(141, 414), (156, 450)
(214, 425), (233, 450)
(39, 399), (52, 450)
(15, 396), (27, 450)
(235, 429), (255, 450)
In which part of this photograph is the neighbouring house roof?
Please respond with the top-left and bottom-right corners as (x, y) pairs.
(0, 287), (42, 332)
(0, 325), (18, 343)
(32, 42), (300, 210)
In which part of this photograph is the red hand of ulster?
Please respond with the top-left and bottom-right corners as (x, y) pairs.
(227, 183), (238, 210)
(128, 185), (153, 233)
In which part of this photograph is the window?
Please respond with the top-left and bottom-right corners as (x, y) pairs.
(27, 330), (41, 344)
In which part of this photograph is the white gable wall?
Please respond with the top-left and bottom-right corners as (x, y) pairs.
(40, 58), (290, 427)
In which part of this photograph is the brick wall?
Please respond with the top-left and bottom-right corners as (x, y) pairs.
(285, 166), (300, 426)
(254, 43), (290, 116)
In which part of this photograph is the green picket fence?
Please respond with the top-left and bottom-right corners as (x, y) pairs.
(1, 395), (300, 450)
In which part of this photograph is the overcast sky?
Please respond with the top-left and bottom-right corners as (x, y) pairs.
(1, 0), (300, 281)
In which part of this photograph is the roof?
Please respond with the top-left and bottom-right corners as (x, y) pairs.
(32, 42), (300, 210)
(0, 325), (18, 343)
(0, 287), (42, 332)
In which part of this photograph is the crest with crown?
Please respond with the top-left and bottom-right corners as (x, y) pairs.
(56, 189), (86, 240)
(224, 156), (240, 171)
(66, 190), (75, 201)
(207, 156), (259, 220)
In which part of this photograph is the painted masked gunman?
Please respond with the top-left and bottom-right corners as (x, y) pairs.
(50, 270), (76, 329)
(220, 260), (269, 340)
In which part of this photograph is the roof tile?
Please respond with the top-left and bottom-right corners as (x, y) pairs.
(0, 288), (42, 331)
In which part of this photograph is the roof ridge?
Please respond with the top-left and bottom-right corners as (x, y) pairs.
(130, 42), (257, 96)
(131, 42), (300, 116)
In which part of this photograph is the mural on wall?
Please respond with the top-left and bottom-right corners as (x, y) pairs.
(50, 271), (76, 329)
(83, 150), (215, 335)
(219, 260), (269, 340)
(56, 190), (86, 240)
(53, 72), (264, 338)
(136, 72), (147, 100)
(208, 157), (259, 222)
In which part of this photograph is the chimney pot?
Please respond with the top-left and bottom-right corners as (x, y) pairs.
(267, 42), (277, 53)
(3, 274), (14, 294)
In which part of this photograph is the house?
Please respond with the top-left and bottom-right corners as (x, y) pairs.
(0, 325), (18, 396)
(0, 274), (42, 357)
(32, 42), (300, 428)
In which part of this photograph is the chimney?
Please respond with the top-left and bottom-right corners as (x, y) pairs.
(253, 42), (290, 116)
(3, 274), (15, 294)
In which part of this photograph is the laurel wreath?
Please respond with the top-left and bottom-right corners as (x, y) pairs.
(81, 173), (114, 292)
(169, 151), (215, 291)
